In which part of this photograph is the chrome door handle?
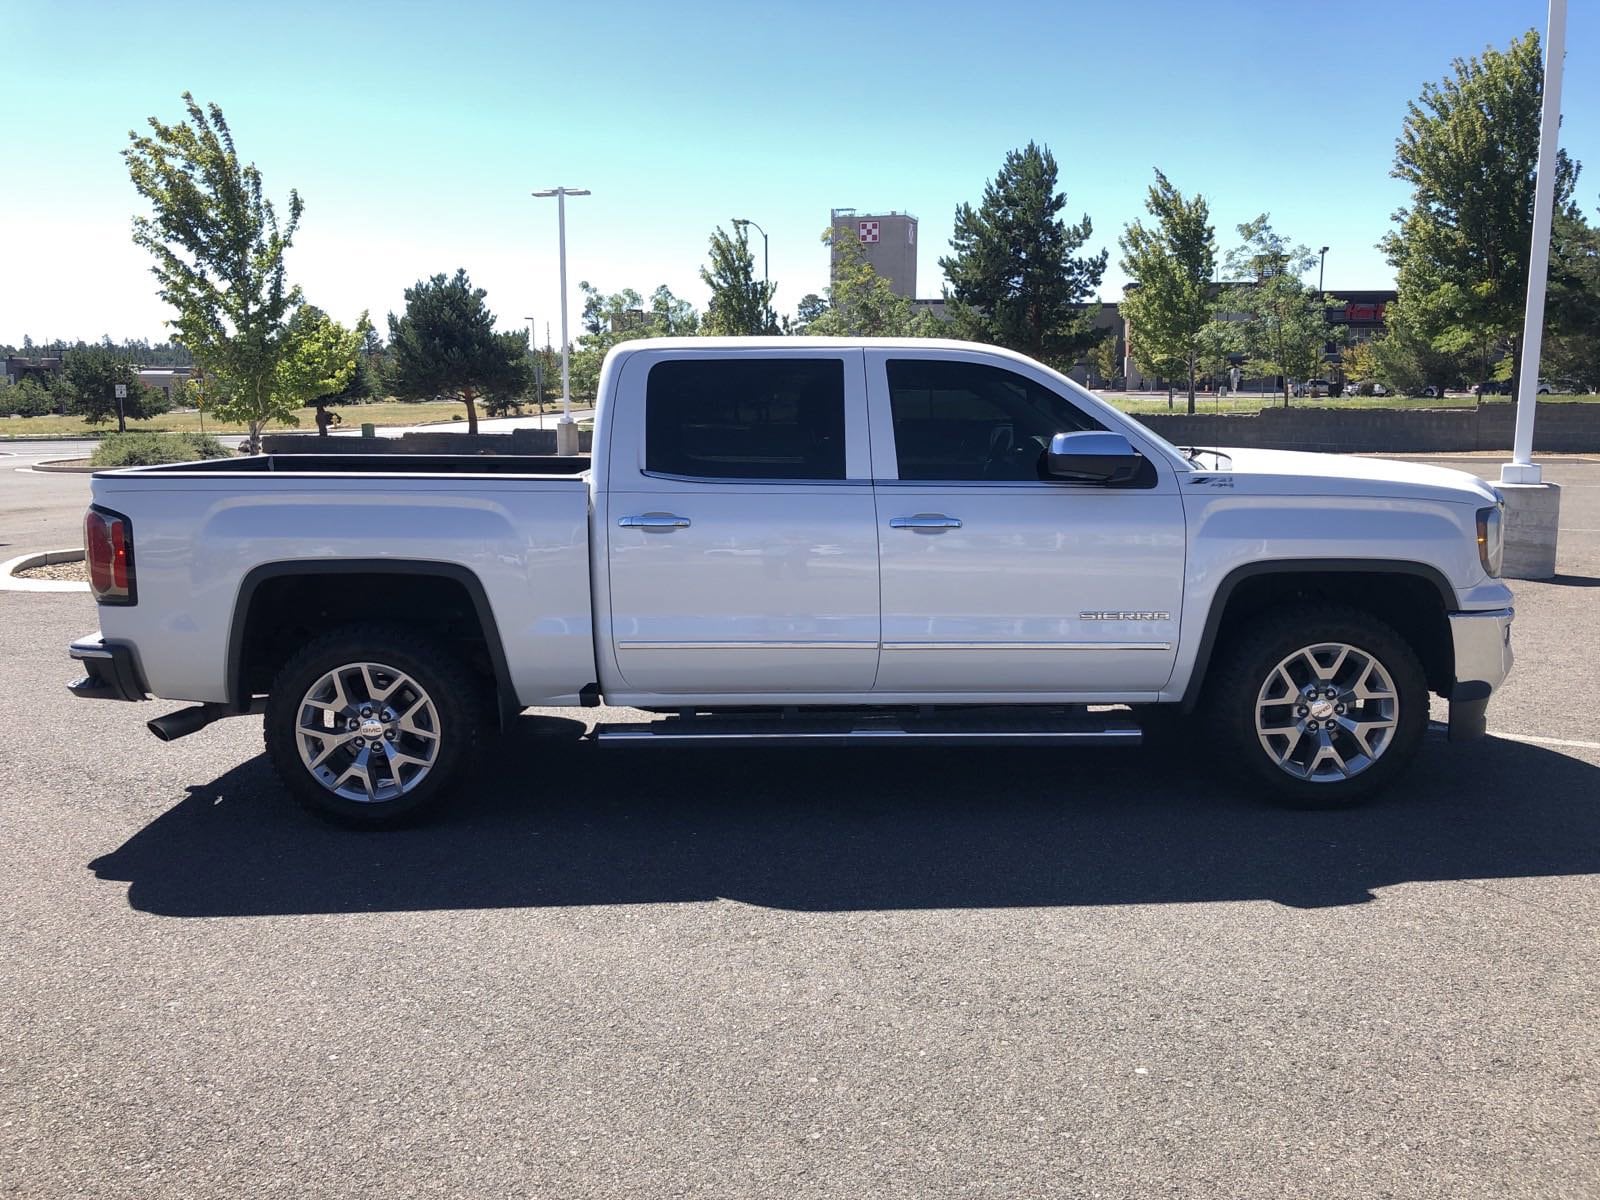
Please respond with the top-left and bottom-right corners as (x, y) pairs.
(889, 514), (963, 530)
(618, 513), (691, 530)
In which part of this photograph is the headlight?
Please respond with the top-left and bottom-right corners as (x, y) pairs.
(1477, 502), (1504, 577)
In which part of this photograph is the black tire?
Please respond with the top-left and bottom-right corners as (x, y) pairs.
(263, 622), (482, 828)
(1203, 604), (1428, 809)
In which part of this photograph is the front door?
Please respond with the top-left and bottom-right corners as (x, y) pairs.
(867, 351), (1186, 696)
(604, 349), (880, 696)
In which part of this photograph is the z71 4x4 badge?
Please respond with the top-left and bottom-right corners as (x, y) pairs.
(1080, 610), (1171, 622)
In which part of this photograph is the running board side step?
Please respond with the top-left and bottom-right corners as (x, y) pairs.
(594, 712), (1141, 748)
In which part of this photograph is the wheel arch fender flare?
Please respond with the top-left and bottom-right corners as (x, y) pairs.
(225, 558), (518, 721)
(1178, 558), (1457, 712)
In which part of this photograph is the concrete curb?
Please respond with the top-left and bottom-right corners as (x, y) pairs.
(1, 548), (91, 593)
(29, 459), (98, 473)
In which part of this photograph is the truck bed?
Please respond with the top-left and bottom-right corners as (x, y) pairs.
(98, 453), (594, 478)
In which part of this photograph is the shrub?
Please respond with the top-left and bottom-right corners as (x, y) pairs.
(0, 377), (62, 418)
(89, 432), (234, 467)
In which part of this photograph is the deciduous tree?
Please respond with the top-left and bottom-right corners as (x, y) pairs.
(1382, 30), (1580, 402)
(1217, 216), (1340, 407)
(700, 225), (776, 335)
(804, 230), (941, 337)
(125, 93), (304, 451)
(939, 142), (1108, 368)
(1117, 171), (1216, 412)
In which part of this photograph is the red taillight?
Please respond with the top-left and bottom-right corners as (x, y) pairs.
(84, 508), (135, 605)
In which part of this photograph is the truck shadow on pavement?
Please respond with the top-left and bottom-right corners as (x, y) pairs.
(89, 721), (1600, 917)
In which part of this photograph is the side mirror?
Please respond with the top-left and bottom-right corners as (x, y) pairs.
(1046, 431), (1144, 484)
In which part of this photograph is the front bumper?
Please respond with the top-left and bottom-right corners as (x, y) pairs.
(68, 632), (147, 702)
(1446, 607), (1514, 741)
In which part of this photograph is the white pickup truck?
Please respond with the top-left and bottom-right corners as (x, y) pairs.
(69, 338), (1513, 825)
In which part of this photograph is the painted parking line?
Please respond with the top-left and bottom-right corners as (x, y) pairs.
(1490, 730), (1600, 752)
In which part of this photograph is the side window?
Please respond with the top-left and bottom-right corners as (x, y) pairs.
(886, 359), (1103, 481)
(646, 358), (846, 481)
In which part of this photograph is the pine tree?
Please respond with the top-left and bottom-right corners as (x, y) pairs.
(939, 142), (1108, 367)
(385, 270), (529, 434)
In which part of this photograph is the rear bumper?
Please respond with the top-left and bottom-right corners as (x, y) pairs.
(68, 632), (147, 702)
(1446, 607), (1514, 741)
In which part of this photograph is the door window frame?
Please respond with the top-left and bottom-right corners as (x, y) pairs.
(863, 347), (1183, 488)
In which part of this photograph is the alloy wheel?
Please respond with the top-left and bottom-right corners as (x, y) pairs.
(295, 661), (440, 802)
(1253, 642), (1399, 782)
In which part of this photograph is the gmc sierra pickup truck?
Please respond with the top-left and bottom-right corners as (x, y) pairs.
(69, 338), (1514, 826)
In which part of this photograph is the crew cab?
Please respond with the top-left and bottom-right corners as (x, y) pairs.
(69, 338), (1514, 825)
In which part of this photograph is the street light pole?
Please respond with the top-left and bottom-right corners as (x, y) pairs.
(532, 187), (590, 454)
(732, 217), (770, 327)
(523, 315), (542, 411)
(1318, 246), (1329, 293)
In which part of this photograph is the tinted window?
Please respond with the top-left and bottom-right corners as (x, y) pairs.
(887, 359), (1103, 481)
(646, 358), (847, 480)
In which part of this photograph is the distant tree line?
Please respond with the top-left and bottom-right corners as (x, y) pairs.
(10, 35), (1591, 445)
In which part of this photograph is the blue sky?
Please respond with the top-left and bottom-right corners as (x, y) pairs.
(2, 0), (1594, 345)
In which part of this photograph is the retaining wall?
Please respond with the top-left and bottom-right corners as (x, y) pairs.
(1130, 402), (1599, 454)
(260, 406), (1599, 458)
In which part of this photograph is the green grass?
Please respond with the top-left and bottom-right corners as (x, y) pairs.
(1103, 392), (1599, 415)
(0, 397), (563, 440)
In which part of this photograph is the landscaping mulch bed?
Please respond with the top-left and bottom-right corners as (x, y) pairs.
(15, 560), (87, 582)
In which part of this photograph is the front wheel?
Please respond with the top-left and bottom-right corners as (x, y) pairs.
(263, 623), (482, 827)
(1206, 606), (1428, 808)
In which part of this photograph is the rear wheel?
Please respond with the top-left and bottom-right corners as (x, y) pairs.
(1206, 606), (1427, 808)
(264, 623), (481, 827)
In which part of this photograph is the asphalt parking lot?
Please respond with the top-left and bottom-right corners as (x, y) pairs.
(3, 452), (1599, 1198)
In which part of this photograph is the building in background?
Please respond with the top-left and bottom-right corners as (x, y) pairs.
(830, 209), (918, 299)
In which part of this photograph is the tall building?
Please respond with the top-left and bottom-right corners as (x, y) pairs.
(830, 208), (917, 299)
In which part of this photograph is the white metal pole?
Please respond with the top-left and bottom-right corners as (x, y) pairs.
(533, 187), (588, 454)
(557, 189), (571, 429)
(1502, 0), (1566, 486)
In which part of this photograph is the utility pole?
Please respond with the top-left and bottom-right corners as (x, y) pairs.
(1318, 246), (1329, 293)
(531, 187), (591, 454)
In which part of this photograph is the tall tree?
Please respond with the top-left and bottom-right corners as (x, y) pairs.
(700, 225), (775, 335)
(805, 229), (942, 337)
(1217, 216), (1340, 407)
(939, 142), (1108, 367)
(125, 93), (304, 451)
(1544, 207), (1600, 391)
(385, 270), (529, 434)
(1382, 30), (1580, 402)
(1117, 170), (1216, 413)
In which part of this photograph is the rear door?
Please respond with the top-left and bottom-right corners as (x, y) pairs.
(867, 349), (1187, 696)
(602, 348), (880, 696)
